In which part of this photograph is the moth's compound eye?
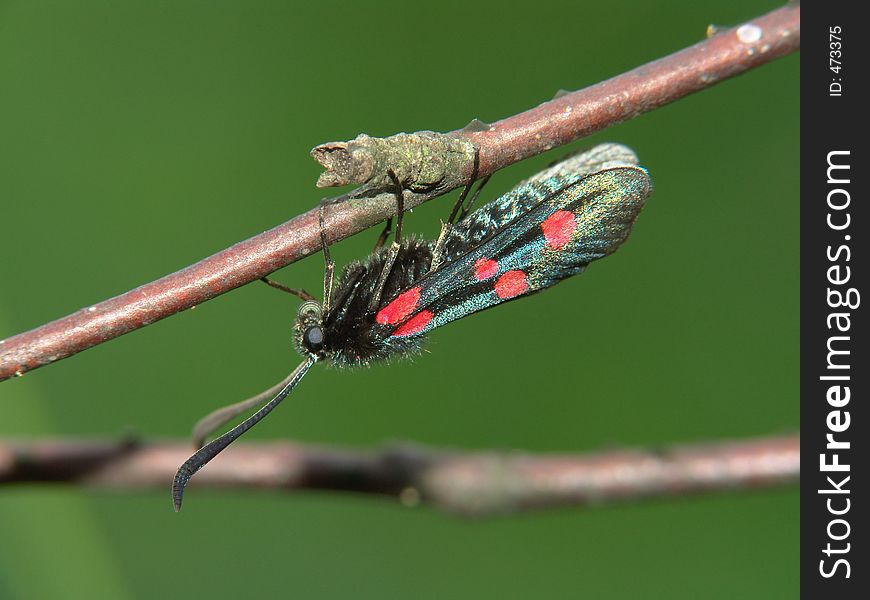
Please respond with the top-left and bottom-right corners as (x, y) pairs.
(302, 325), (324, 353)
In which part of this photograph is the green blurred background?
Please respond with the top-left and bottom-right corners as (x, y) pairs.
(0, 1), (797, 598)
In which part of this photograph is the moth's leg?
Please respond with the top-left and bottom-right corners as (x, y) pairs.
(446, 148), (480, 226)
(430, 149), (481, 272)
(320, 205), (336, 314)
(368, 169), (404, 312)
(457, 174), (491, 222)
(372, 217), (392, 252)
(389, 169), (405, 245)
(259, 278), (316, 302)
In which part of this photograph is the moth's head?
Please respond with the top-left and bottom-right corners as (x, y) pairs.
(293, 300), (325, 358)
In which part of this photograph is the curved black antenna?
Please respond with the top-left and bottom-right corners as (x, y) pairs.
(190, 369), (303, 449)
(172, 356), (316, 512)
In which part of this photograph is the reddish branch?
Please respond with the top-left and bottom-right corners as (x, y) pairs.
(0, 4), (800, 381)
(0, 434), (799, 515)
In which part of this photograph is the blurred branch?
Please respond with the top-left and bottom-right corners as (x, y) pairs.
(0, 4), (800, 381)
(0, 434), (799, 516)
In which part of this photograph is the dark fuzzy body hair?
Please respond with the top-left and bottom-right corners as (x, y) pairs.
(321, 236), (434, 367)
(319, 188), (561, 367)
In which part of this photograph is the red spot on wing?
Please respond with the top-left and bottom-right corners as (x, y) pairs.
(541, 210), (577, 250)
(376, 287), (421, 325)
(494, 270), (528, 299)
(392, 310), (433, 337)
(473, 258), (499, 280)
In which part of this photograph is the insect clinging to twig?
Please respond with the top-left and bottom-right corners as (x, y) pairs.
(172, 143), (652, 511)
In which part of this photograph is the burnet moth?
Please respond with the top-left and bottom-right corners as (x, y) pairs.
(172, 143), (652, 511)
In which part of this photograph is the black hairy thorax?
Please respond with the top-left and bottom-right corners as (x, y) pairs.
(320, 236), (434, 367)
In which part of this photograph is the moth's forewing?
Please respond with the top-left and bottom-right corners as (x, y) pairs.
(380, 166), (651, 337)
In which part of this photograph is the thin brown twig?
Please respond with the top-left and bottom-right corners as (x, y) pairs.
(0, 434), (799, 516)
(0, 4), (800, 381)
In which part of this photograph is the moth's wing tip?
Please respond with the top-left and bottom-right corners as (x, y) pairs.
(587, 166), (653, 210)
